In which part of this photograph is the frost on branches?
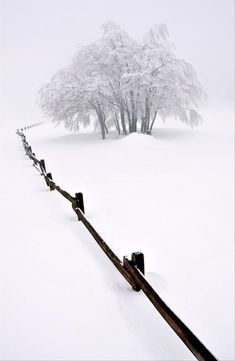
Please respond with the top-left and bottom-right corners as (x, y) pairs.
(38, 22), (204, 139)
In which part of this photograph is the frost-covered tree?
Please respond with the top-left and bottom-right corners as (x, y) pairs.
(138, 24), (203, 133)
(38, 22), (203, 139)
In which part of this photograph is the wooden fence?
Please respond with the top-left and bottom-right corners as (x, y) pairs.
(16, 124), (217, 361)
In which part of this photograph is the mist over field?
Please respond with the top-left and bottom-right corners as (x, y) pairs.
(1, 0), (234, 124)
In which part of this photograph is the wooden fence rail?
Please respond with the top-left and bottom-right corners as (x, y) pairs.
(16, 125), (217, 361)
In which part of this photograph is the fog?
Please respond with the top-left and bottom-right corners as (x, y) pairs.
(1, 0), (234, 123)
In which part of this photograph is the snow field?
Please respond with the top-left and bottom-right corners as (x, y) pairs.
(0, 105), (234, 360)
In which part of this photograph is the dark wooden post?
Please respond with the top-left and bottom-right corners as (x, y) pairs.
(31, 153), (37, 165)
(131, 252), (145, 275)
(39, 159), (46, 175)
(123, 256), (140, 291)
(24, 143), (29, 154)
(45, 172), (54, 191)
(75, 192), (85, 214)
(123, 252), (145, 291)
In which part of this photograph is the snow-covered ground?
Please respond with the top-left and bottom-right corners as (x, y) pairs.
(0, 104), (234, 360)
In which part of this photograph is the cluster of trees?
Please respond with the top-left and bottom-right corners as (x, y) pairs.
(39, 22), (203, 139)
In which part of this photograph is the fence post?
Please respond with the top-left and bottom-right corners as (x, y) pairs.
(39, 159), (46, 175)
(45, 172), (54, 191)
(123, 253), (145, 292)
(123, 256), (140, 291)
(32, 153), (37, 165)
(24, 143), (29, 154)
(75, 192), (85, 214)
(131, 252), (145, 275)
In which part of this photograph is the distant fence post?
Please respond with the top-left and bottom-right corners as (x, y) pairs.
(39, 159), (46, 175)
(45, 173), (54, 191)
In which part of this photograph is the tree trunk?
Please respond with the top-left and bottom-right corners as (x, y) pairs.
(114, 111), (121, 135)
(149, 110), (158, 132)
(141, 114), (145, 133)
(95, 106), (106, 139)
(144, 96), (150, 133)
(126, 109), (132, 133)
(130, 90), (137, 133)
(102, 110), (109, 134)
(99, 116), (106, 139)
(104, 122), (109, 134)
(132, 116), (137, 132)
(121, 108), (128, 135)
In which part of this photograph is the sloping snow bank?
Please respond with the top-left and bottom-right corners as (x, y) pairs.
(119, 132), (157, 146)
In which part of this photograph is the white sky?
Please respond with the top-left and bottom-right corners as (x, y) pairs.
(0, 0), (234, 122)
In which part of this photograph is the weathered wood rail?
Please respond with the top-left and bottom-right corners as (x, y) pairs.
(16, 124), (217, 361)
